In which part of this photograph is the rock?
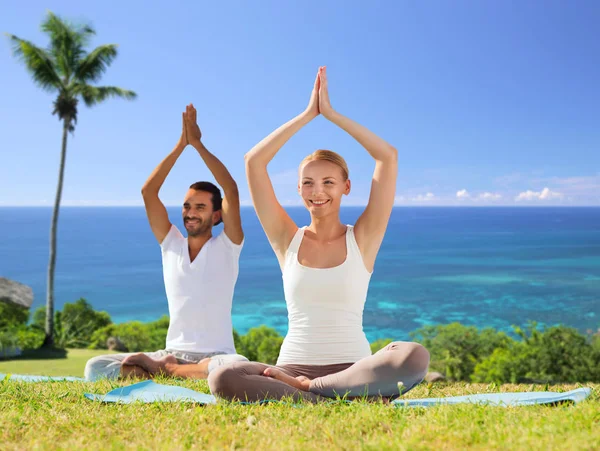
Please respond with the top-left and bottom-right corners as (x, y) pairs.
(425, 372), (446, 383)
(0, 278), (33, 309)
(107, 337), (128, 352)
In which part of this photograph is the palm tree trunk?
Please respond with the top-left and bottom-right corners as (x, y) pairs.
(42, 119), (69, 348)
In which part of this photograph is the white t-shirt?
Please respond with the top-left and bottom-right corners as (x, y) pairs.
(160, 225), (243, 354)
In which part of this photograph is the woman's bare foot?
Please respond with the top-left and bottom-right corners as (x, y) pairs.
(263, 367), (312, 391)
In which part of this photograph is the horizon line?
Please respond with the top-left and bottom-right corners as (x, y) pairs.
(1, 204), (599, 208)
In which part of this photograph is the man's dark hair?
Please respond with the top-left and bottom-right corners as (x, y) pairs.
(189, 181), (223, 225)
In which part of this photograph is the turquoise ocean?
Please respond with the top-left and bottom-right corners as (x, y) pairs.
(1, 207), (599, 341)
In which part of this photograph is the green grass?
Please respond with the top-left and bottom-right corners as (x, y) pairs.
(1, 352), (599, 449)
(0, 348), (116, 377)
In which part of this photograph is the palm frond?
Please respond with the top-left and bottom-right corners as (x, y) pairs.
(6, 34), (63, 92)
(74, 44), (118, 82)
(41, 11), (94, 81)
(41, 11), (95, 46)
(77, 85), (137, 107)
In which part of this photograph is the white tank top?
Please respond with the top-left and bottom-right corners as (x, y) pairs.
(276, 225), (373, 365)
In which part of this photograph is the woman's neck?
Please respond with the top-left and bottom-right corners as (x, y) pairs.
(306, 214), (346, 242)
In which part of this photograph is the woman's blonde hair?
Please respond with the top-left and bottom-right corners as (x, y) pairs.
(299, 150), (349, 181)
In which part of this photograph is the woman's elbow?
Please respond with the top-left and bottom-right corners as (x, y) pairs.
(376, 145), (397, 164)
(244, 151), (254, 167)
(244, 151), (264, 170)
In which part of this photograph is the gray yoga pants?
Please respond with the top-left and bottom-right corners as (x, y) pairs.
(208, 341), (430, 402)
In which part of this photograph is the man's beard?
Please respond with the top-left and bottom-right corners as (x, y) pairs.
(184, 218), (211, 237)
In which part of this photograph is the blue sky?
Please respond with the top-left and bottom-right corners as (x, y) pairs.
(1, 1), (599, 207)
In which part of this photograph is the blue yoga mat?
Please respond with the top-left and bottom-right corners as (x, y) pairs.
(84, 380), (217, 404)
(84, 380), (592, 407)
(393, 387), (592, 407)
(0, 373), (85, 382)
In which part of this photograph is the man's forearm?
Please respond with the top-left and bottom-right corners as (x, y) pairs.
(191, 140), (238, 194)
(141, 144), (185, 195)
(165, 361), (209, 379)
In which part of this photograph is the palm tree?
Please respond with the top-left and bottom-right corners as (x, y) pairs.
(6, 12), (136, 347)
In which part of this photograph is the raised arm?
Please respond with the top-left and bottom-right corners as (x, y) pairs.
(244, 72), (320, 266)
(185, 104), (243, 245)
(319, 67), (398, 271)
(141, 112), (188, 243)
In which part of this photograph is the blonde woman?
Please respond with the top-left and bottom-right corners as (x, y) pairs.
(209, 67), (430, 402)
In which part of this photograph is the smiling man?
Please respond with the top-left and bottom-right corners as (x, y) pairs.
(84, 104), (248, 381)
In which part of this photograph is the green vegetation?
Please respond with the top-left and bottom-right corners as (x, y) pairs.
(0, 301), (29, 330)
(1, 298), (599, 384)
(412, 322), (600, 384)
(88, 316), (170, 352)
(233, 325), (284, 364)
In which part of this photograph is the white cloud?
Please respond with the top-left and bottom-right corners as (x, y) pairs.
(478, 192), (502, 200)
(494, 173), (598, 205)
(539, 188), (563, 200)
(456, 189), (470, 199)
(515, 187), (563, 201)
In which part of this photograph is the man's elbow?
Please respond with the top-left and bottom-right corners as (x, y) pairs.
(387, 145), (398, 162)
(141, 185), (157, 198)
(224, 183), (240, 200)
